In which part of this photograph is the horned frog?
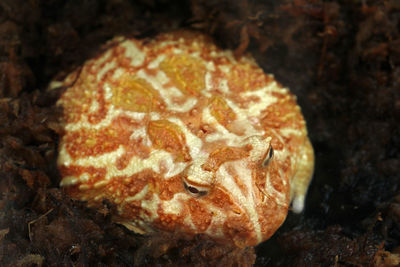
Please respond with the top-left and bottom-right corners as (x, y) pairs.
(54, 30), (314, 247)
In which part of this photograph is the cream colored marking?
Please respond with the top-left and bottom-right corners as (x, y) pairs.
(283, 174), (288, 186)
(205, 61), (216, 71)
(79, 184), (90, 190)
(150, 112), (160, 120)
(167, 117), (203, 158)
(274, 84), (289, 94)
(240, 84), (279, 117)
(155, 71), (169, 84)
(48, 80), (64, 90)
(183, 215), (197, 231)
(164, 161), (187, 178)
(136, 69), (198, 112)
(184, 158), (214, 186)
(240, 55), (258, 66)
(161, 192), (187, 215)
(278, 112), (300, 122)
(280, 127), (303, 137)
(57, 144), (72, 167)
(96, 61), (116, 81)
(129, 126), (149, 143)
(103, 83), (113, 100)
(217, 162), (262, 243)
(210, 51), (218, 57)
(202, 107), (242, 146)
(277, 166), (288, 187)
(202, 106), (260, 146)
(88, 149), (184, 179)
(120, 110), (146, 121)
(204, 72), (213, 94)
(202, 106), (240, 143)
(135, 221), (154, 233)
(115, 189), (122, 197)
(124, 185), (149, 202)
(172, 97), (198, 113)
(172, 48), (183, 54)
(271, 149), (290, 189)
(167, 86), (184, 97)
(210, 50), (236, 63)
(242, 136), (271, 162)
(63, 70), (80, 85)
(94, 179), (109, 189)
(234, 161), (262, 241)
(64, 106), (122, 131)
(88, 98), (100, 113)
(121, 40), (146, 66)
(75, 146), (125, 172)
(190, 51), (201, 58)
(60, 176), (78, 186)
(265, 171), (287, 207)
(204, 205), (227, 237)
(80, 173), (90, 182)
(94, 193), (106, 201)
(218, 79), (230, 94)
(141, 193), (160, 221)
(160, 86), (198, 112)
(224, 98), (261, 136)
(270, 129), (291, 158)
(111, 68), (125, 80)
(148, 54), (166, 69)
(205, 223), (225, 239)
(218, 65), (231, 73)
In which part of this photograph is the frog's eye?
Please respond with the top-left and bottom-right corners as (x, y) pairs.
(262, 146), (274, 167)
(183, 181), (208, 197)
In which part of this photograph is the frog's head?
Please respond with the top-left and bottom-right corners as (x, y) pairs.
(148, 135), (291, 247)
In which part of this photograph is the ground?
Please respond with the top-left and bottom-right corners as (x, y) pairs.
(0, 0), (399, 266)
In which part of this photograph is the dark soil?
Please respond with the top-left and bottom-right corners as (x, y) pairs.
(1, 0), (399, 266)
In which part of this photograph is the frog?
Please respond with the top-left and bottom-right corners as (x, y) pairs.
(53, 30), (314, 247)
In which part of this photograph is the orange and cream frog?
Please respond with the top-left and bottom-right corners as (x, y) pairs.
(53, 30), (314, 247)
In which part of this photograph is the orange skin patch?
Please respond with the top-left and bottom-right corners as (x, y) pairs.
(188, 198), (213, 232)
(203, 146), (250, 172)
(55, 30), (315, 247)
(65, 127), (122, 158)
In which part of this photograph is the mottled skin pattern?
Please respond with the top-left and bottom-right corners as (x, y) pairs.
(55, 31), (314, 247)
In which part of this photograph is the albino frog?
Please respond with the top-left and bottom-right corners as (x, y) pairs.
(54, 30), (314, 247)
